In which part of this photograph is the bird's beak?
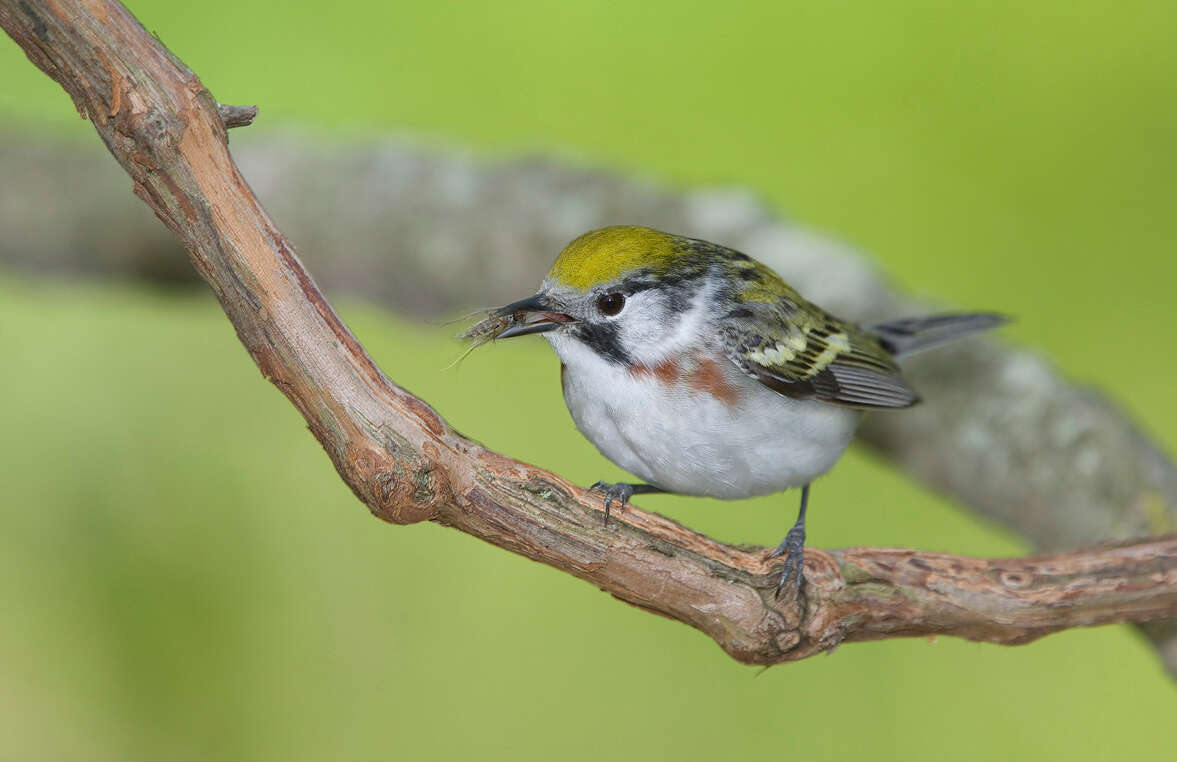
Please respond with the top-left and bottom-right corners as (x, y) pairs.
(493, 293), (575, 338)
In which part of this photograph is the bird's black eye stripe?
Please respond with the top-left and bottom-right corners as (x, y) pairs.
(573, 322), (631, 365)
(597, 292), (625, 316)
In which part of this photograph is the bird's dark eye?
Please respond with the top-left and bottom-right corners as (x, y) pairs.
(597, 292), (625, 316)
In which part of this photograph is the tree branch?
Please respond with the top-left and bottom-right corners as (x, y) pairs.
(4, 0), (1176, 665)
(216, 102), (257, 129)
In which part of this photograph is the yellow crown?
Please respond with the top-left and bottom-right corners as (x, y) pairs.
(547, 226), (682, 290)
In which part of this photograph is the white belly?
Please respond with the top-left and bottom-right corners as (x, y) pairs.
(548, 335), (860, 499)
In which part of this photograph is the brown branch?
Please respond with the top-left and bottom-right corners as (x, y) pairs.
(216, 102), (257, 129)
(4, 0), (1177, 665)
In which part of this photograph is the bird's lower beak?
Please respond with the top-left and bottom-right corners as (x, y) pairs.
(493, 293), (575, 338)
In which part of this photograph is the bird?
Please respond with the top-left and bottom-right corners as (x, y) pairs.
(483, 225), (1004, 595)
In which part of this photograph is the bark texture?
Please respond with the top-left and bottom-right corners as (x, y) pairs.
(4, 0), (1177, 668)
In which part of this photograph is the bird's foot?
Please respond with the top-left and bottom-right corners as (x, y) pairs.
(769, 525), (806, 598)
(589, 481), (636, 525)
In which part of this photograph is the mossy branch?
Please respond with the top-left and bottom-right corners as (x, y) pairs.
(4, 0), (1177, 665)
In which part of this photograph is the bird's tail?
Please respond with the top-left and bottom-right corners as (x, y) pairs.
(870, 312), (1008, 359)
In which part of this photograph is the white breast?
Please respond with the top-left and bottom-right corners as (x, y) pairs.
(547, 333), (860, 499)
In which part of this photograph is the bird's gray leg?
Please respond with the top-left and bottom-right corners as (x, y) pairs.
(589, 482), (664, 525)
(769, 483), (810, 597)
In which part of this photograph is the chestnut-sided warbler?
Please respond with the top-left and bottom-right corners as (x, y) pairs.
(486, 226), (1003, 594)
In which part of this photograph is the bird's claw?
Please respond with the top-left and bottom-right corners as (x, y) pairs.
(769, 525), (806, 598)
(589, 481), (635, 526)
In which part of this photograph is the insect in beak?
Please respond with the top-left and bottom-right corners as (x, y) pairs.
(493, 294), (576, 338)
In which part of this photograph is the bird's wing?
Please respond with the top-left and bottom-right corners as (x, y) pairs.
(719, 262), (919, 409)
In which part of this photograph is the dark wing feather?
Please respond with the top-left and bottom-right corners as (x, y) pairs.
(720, 263), (919, 409)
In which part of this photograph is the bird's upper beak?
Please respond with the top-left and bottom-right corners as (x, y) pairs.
(493, 293), (576, 338)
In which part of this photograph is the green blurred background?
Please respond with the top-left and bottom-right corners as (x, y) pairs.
(2, 0), (1176, 759)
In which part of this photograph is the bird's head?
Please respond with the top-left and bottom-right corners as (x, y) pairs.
(493, 226), (728, 367)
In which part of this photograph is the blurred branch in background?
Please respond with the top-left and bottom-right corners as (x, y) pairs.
(3, 0), (1177, 672)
